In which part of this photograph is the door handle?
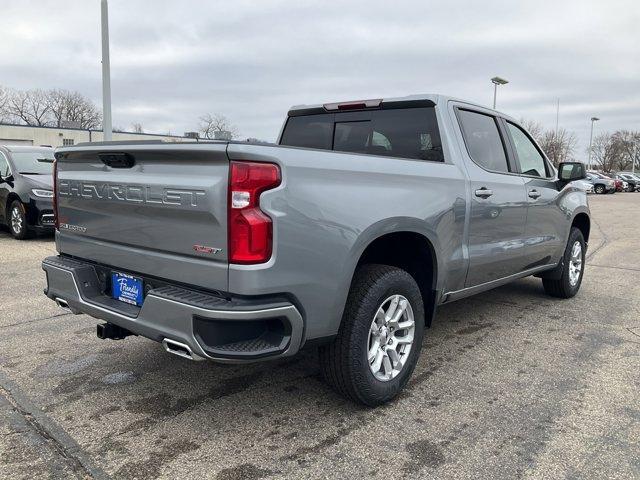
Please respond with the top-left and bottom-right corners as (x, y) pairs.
(474, 188), (493, 198)
(528, 190), (541, 199)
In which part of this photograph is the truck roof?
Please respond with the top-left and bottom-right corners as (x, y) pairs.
(287, 93), (512, 119)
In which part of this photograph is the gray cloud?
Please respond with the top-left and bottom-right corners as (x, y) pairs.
(1, 0), (638, 153)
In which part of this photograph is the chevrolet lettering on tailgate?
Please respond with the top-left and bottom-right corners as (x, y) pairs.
(58, 180), (206, 207)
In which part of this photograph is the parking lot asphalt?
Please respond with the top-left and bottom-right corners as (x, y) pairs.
(1, 194), (639, 480)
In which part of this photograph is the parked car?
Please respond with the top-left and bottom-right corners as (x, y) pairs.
(585, 172), (616, 194)
(42, 94), (590, 405)
(616, 173), (640, 192)
(0, 145), (55, 239)
(573, 179), (594, 194)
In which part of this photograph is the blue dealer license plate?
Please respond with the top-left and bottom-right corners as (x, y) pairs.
(111, 272), (144, 306)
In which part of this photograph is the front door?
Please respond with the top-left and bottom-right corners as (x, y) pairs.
(502, 120), (566, 267)
(454, 108), (529, 287)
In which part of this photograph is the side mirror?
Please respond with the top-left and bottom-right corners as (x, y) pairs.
(558, 162), (586, 182)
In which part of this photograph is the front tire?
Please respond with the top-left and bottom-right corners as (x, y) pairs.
(319, 264), (424, 406)
(8, 200), (29, 240)
(594, 184), (605, 194)
(542, 227), (585, 298)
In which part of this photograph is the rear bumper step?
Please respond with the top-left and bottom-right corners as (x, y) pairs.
(42, 256), (304, 363)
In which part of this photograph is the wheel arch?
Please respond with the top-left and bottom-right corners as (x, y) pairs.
(353, 227), (440, 327)
(4, 192), (22, 220)
(571, 212), (590, 243)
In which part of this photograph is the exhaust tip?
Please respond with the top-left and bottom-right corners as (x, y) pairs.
(162, 338), (204, 361)
(55, 297), (69, 309)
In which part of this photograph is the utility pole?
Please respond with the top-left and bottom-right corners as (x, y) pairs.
(587, 117), (600, 171)
(555, 98), (560, 137)
(101, 0), (112, 141)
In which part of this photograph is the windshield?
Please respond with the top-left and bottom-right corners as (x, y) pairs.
(11, 151), (55, 174)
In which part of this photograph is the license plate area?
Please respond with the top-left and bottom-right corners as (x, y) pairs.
(111, 272), (144, 306)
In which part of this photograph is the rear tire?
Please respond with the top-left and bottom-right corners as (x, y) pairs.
(8, 200), (29, 240)
(319, 264), (424, 406)
(542, 227), (585, 298)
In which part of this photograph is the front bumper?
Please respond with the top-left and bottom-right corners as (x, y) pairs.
(42, 256), (304, 363)
(26, 197), (54, 230)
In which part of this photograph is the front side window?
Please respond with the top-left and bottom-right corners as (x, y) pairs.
(457, 109), (509, 173)
(506, 123), (548, 177)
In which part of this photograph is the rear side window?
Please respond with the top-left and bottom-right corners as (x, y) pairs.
(280, 107), (444, 162)
(457, 109), (509, 173)
(506, 122), (549, 177)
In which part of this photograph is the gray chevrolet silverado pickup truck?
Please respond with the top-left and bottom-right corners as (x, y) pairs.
(43, 94), (590, 405)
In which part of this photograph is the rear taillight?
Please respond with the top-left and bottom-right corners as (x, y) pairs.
(228, 161), (281, 264)
(53, 159), (59, 230)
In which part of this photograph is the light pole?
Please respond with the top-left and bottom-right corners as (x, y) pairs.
(587, 117), (599, 171)
(101, 0), (112, 141)
(491, 76), (508, 109)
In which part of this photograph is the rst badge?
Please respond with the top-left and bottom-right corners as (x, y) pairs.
(59, 223), (87, 233)
(193, 245), (222, 254)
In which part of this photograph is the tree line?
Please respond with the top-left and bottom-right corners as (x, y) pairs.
(0, 85), (102, 130)
(2, 84), (637, 167)
(517, 119), (639, 173)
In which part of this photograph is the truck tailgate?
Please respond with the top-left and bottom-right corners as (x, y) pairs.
(55, 143), (229, 292)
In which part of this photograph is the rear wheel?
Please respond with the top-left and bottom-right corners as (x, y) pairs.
(319, 264), (424, 406)
(542, 227), (585, 298)
(8, 200), (29, 240)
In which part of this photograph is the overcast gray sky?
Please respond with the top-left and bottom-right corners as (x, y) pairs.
(2, 0), (639, 156)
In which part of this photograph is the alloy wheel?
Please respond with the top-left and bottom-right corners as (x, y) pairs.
(367, 294), (415, 381)
(568, 241), (583, 287)
(11, 206), (23, 235)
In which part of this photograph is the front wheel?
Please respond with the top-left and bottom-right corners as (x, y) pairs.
(319, 264), (425, 406)
(594, 184), (605, 194)
(8, 200), (29, 240)
(542, 227), (585, 298)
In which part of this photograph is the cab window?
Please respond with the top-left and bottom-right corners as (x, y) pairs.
(506, 122), (549, 177)
(457, 109), (510, 173)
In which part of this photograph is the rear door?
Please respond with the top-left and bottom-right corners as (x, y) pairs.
(502, 120), (566, 267)
(454, 107), (529, 287)
(56, 143), (230, 292)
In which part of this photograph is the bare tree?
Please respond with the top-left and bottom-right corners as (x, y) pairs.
(48, 89), (101, 129)
(609, 130), (640, 171)
(131, 122), (144, 133)
(0, 86), (9, 122)
(198, 113), (239, 140)
(519, 118), (544, 142)
(6, 89), (51, 126)
(538, 128), (577, 167)
(589, 133), (618, 172)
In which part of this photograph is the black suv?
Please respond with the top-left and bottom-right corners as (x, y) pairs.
(0, 145), (55, 239)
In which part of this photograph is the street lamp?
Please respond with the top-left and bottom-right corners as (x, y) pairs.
(587, 117), (600, 171)
(491, 76), (508, 109)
